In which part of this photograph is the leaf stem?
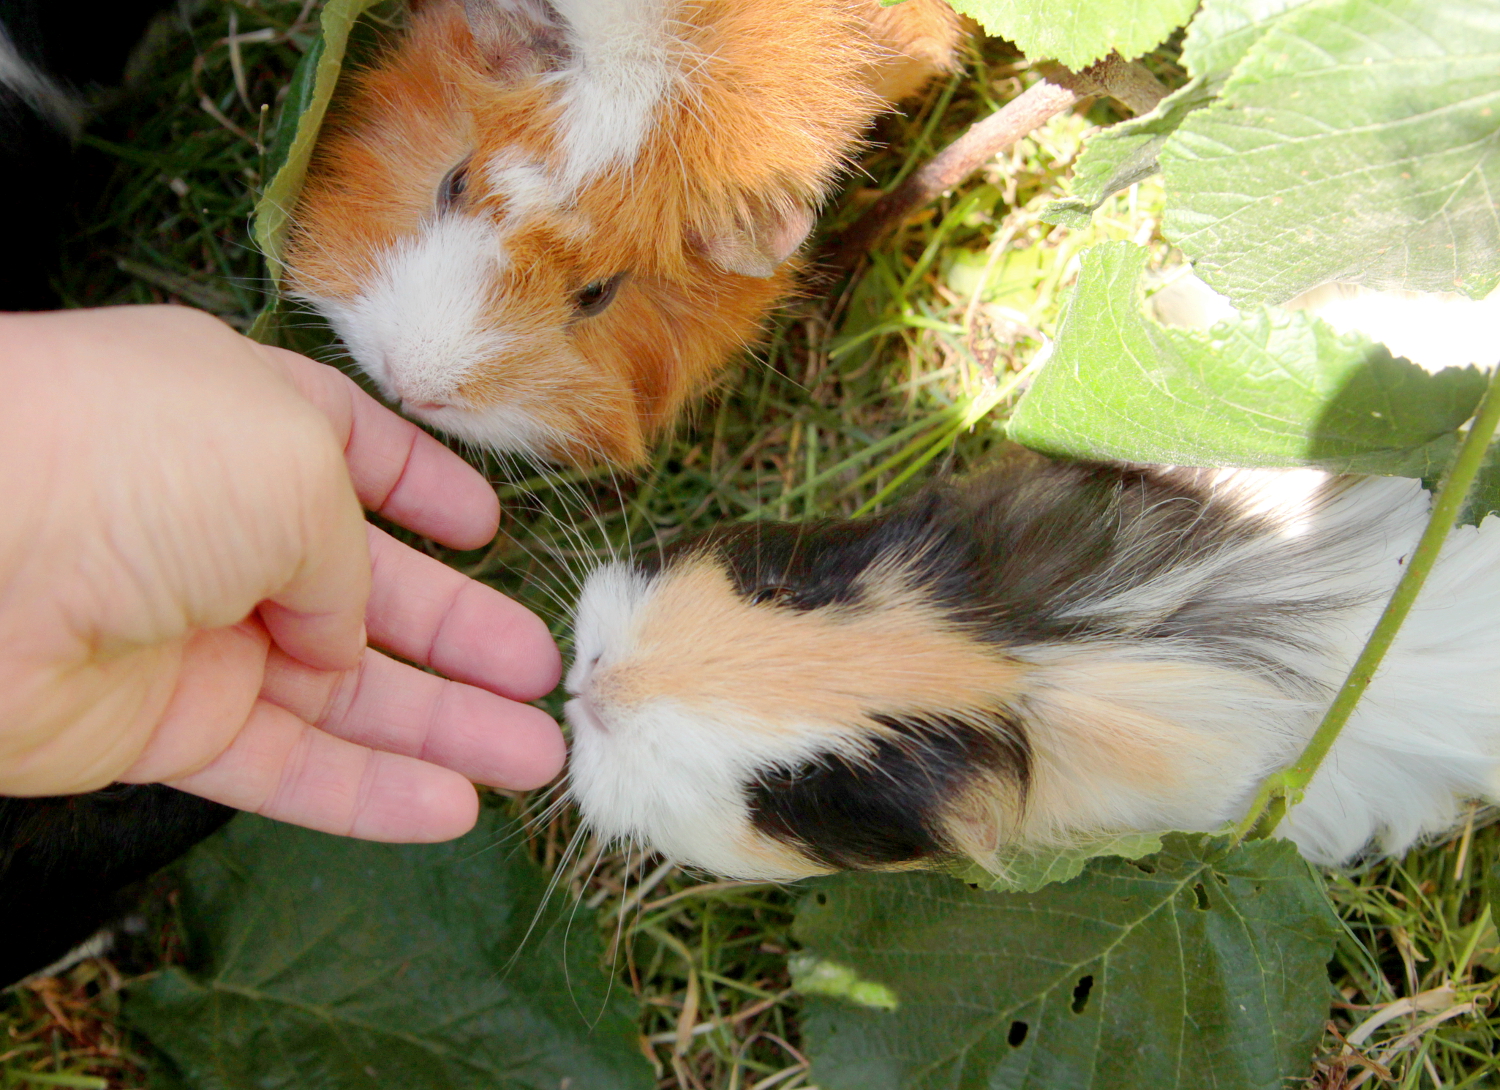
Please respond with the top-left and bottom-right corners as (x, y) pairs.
(1233, 362), (1500, 844)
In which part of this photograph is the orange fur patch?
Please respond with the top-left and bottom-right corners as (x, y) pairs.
(595, 553), (1028, 735)
(283, 0), (964, 465)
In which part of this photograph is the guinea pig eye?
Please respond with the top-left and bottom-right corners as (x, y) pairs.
(574, 273), (625, 317)
(749, 584), (797, 607)
(437, 160), (470, 213)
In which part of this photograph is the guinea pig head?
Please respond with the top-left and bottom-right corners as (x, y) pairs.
(563, 516), (1033, 880)
(282, 0), (883, 466)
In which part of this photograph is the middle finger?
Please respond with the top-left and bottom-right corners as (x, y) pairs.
(259, 645), (566, 791)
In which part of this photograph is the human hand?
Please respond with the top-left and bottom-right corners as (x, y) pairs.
(0, 306), (564, 841)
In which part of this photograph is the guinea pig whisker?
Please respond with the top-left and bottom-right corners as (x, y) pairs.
(504, 820), (591, 984)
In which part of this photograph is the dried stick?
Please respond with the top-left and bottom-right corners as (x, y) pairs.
(826, 55), (1169, 271)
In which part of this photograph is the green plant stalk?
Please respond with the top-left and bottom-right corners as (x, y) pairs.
(1234, 363), (1500, 844)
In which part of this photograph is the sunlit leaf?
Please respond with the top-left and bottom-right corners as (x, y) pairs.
(1042, 78), (1216, 227)
(1007, 242), (1488, 474)
(941, 0), (1199, 70)
(1161, 0), (1500, 305)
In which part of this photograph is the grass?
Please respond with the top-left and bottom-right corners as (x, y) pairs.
(4, 2), (1497, 1088)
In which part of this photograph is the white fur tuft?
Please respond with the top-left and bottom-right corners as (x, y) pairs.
(307, 216), (509, 409)
(485, 152), (557, 221)
(546, 0), (676, 191)
(0, 25), (82, 136)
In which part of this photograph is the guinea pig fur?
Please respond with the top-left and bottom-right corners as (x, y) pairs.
(283, 0), (965, 466)
(563, 450), (1500, 880)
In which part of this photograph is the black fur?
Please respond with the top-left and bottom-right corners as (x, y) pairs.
(681, 448), (1348, 674)
(747, 710), (1030, 870)
(0, 786), (233, 985)
(0, 0), (175, 310)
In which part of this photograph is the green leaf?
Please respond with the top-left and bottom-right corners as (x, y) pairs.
(794, 834), (1339, 1090)
(1460, 445), (1500, 527)
(947, 832), (1165, 894)
(1178, 0), (1318, 78)
(1041, 0), (1320, 227)
(251, 0), (384, 283)
(1007, 242), (1488, 473)
(941, 0), (1199, 70)
(1042, 78), (1217, 227)
(124, 807), (652, 1090)
(1160, 0), (1500, 306)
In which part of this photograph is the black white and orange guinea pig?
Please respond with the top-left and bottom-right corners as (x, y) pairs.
(283, 0), (966, 466)
(562, 447), (1500, 880)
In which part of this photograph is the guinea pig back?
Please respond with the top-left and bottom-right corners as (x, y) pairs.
(564, 450), (1500, 880)
(283, 0), (962, 466)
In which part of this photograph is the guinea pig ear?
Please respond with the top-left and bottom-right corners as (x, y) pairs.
(461, 0), (571, 77)
(695, 203), (816, 279)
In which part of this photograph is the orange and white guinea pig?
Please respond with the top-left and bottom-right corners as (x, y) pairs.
(563, 449), (1500, 880)
(283, 0), (966, 466)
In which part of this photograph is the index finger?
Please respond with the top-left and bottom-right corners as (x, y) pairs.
(256, 345), (501, 550)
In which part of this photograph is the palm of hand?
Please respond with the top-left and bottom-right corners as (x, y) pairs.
(0, 308), (564, 841)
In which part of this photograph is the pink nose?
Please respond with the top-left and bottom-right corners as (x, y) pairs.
(401, 399), (448, 413)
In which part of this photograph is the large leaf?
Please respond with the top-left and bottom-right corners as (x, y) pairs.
(1042, 78), (1217, 228)
(1160, 0), (1500, 305)
(941, 0), (1199, 70)
(1177, 0), (1318, 78)
(1007, 242), (1488, 473)
(946, 832), (1165, 895)
(123, 806), (652, 1090)
(1041, 0), (1314, 227)
(794, 834), (1339, 1090)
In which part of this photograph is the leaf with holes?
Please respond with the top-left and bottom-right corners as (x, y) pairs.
(940, 0), (1200, 70)
(1007, 242), (1489, 474)
(794, 834), (1338, 1090)
(123, 805), (652, 1090)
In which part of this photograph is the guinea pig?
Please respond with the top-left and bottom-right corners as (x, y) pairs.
(563, 448), (1500, 880)
(282, 0), (966, 466)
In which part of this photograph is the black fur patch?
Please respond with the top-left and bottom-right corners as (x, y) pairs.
(677, 517), (890, 612)
(669, 449), (1352, 688)
(746, 711), (1030, 870)
(0, 785), (232, 985)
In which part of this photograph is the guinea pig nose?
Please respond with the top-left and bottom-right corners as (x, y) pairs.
(402, 398), (450, 413)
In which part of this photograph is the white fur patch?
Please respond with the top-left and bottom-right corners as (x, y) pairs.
(1151, 269), (1500, 373)
(1289, 283), (1500, 373)
(306, 216), (507, 407)
(566, 564), (846, 879)
(485, 152), (556, 221)
(547, 0), (675, 190)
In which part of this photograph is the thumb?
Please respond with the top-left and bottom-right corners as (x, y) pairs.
(256, 438), (372, 673)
